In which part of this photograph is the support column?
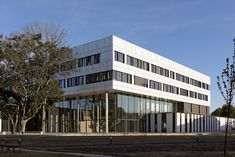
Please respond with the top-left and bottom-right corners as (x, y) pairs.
(187, 114), (190, 133)
(105, 92), (109, 134)
(76, 97), (80, 133)
(0, 111), (2, 133)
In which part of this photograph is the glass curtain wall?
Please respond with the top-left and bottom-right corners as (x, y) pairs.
(54, 93), (175, 133)
(109, 93), (174, 133)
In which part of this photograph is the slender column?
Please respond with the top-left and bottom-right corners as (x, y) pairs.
(0, 111), (2, 133)
(76, 97), (80, 133)
(105, 92), (109, 133)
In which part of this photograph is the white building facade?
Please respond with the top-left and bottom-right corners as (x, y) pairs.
(46, 36), (234, 133)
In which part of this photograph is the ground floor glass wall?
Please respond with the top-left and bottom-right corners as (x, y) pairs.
(51, 93), (176, 133)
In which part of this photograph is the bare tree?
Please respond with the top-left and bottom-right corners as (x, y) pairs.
(217, 38), (235, 157)
(23, 22), (68, 47)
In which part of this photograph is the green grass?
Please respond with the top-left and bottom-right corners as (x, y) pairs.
(0, 151), (82, 157)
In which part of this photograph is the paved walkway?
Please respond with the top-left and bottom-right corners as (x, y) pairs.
(23, 149), (115, 157)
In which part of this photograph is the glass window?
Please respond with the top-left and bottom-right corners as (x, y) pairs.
(59, 79), (66, 88)
(134, 76), (148, 87)
(127, 55), (149, 71)
(86, 70), (112, 84)
(115, 51), (125, 63)
(180, 88), (188, 96)
(94, 54), (100, 64)
(60, 59), (77, 72)
(170, 71), (175, 79)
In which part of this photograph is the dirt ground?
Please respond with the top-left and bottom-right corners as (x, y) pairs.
(1, 133), (235, 157)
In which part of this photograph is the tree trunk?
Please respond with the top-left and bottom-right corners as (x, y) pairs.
(20, 119), (28, 134)
(41, 104), (46, 134)
(10, 120), (17, 135)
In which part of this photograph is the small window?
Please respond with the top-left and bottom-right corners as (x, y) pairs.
(115, 51), (125, 63)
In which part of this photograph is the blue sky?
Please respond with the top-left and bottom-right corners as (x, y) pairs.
(1, 0), (235, 111)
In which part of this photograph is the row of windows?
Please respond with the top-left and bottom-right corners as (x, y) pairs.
(59, 70), (131, 88)
(78, 53), (100, 67)
(190, 78), (209, 90)
(114, 51), (209, 90)
(198, 93), (208, 101)
(60, 69), (209, 102)
(149, 79), (207, 101)
(67, 76), (84, 87)
(151, 64), (169, 78)
(113, 70), (132, 84)
(180, 88), (208, 101)
(60, 53), (100, 72)
(86, 70), (113, 84)
(140, 76), (208, 101)
(127, 55), (149, 71)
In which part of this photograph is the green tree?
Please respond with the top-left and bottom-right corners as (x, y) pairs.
(0, 88), (21, 134)
(211, 104), (235, 118)
(0, 33), (72, 134)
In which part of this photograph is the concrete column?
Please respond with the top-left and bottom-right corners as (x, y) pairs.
(196, 115), (198, 132)
(200, 115), (203, 132)
(76, 97), (80, 133)
(181, 113), (185, 133)
(175, 113), (181, 133)
(191, 114), (194, 132)
(105, 92), (109, 134)
(150, 113), (155, 133)
(187, 114), (190, 133)
(157, 114), (162, 133)
(206, 116), (210, 132)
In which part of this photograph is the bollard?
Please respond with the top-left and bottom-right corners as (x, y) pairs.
(18, 138), (22, 145)
(18, 138), (22, 152)
(109, 136), (112, 145)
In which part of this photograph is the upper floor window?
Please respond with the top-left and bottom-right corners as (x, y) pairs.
(60, 59), (77, 72)
(180, 88), (188, 96)
(127, 55), (149, 71)
(67, 76), (84, 87)
(78, 53), (100, 67)
(113, 70), (132, 84)
(151, 64), (169, 77)
(86, 70), (113, 84)
(149, 80), (162, 91)
(134, 76), (148, 87)
(59, 79), (66, 88)
(115, 51), (125, 63)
